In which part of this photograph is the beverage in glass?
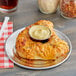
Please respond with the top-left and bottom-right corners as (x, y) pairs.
(0, 0), (18, 13)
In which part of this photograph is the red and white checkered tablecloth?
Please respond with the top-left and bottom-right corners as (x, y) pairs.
(0, 22), (14, 68)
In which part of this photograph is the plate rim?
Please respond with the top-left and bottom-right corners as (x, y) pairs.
(5, 27), (72, 70)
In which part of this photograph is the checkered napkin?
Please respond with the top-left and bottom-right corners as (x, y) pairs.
(0, 22), (14, 68)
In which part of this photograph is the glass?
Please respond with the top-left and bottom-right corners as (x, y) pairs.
(0, 0), (18, 13)
(60, 0), (76, 19)
(38, 0), (59, 14)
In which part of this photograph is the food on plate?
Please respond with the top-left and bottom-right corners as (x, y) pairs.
(29, 25), (51, 41)
(15, 20), (69, 66)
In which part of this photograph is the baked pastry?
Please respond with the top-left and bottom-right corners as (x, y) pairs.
(16, 20), (69, 61)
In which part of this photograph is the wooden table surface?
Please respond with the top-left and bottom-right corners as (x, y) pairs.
(0, 0), (76, 76)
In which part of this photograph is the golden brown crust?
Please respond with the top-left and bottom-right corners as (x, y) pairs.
(16, 20), (69, 60)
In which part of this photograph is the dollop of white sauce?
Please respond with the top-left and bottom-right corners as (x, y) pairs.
(29, 25), (51, 40)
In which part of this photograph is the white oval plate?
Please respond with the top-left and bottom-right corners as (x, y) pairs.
(5, 27), (72, 70)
